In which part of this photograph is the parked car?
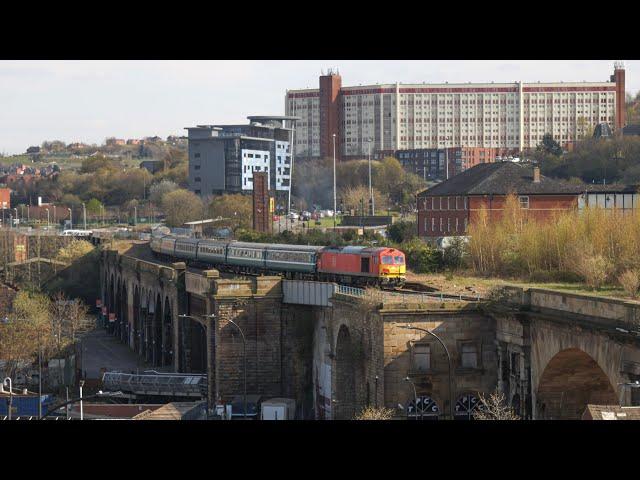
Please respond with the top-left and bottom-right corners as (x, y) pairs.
(287, 212), (299, 221)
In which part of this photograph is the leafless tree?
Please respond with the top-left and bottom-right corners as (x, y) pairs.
(473, 389), (520, 420)
(353, 406), (395, 420)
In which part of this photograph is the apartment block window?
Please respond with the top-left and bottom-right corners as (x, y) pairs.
(461, 343), (478, 369)
(194, 177), (201, 182)
(518, 196), (530, 209)
(431, 217), (435, 232)
(194, 153), (200, 158)
(440, 218), (443, 232)
(194, 165), (201, 170)
(413, 343), (431, 372)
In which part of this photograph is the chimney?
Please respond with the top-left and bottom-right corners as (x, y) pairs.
(533, 166), (541, 183)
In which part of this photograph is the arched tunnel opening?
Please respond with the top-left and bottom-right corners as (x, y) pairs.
(335, 325), (356, 420)
(133, 287), (140, 353)
(163, 297), (173, 367)
(536, 348), (618, 420)
(153, 295), (163, 367)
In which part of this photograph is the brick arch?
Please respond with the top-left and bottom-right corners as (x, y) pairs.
(108, 273), (115, 332)
(334, 324), (356, 420)
(133, 285), (141, 353)
(530, 320), (625, 419)
(120, 282), (129, 344)
(153, 293), (163, 366)
(163, 296), (174, 367)
(536, 348), (617, 420)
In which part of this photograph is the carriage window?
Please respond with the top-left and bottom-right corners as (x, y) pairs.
(382, 256), (393, 264)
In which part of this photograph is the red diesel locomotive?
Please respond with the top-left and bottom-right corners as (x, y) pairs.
(317, 246), (406, 286)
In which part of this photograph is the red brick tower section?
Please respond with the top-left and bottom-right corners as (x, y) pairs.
(319, 70), (342, 161)
(252, 172), (272, 233)
(612, 62), (626, 131)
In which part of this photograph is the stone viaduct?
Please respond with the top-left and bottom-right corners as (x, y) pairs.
(101, 244), (640, 420)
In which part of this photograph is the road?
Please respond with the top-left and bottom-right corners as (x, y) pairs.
(79, 327), (155, 379)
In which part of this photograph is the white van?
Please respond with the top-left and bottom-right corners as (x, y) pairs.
(59, 229), (93, 237)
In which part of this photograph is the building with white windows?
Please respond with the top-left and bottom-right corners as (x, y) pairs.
(285, 64), (626, 161)
(186, 116), (297, 197)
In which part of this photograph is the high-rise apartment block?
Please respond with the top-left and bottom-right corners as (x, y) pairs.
(186, 116), (297, 197)
(285, 64), (626, 161)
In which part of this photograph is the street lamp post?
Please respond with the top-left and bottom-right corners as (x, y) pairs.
(332, 133), (337, 231)
(400, 324), (455, 420)
(405, 376), (419, 420)
(367, 138), (374, 216)
(228, 319), (247, 419)
(53, 205), (56, 227)
(68, 208), (72, 230)
(37, 328), (43, 419)
(45, 208), (49, 228)
(79, 379), (84, 420)
(3, 377), (12, 420)
(82, 203), (87, 230)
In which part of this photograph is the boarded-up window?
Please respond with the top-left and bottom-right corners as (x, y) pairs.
(461, 343), (478, 368)
(414, 344), (431, 372)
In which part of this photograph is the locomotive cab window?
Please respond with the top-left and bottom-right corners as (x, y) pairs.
(361, 257), (370, 273)
(382, 256), (393, 264)
(394, 256), (404, 264)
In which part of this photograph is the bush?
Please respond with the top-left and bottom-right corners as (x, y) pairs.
(570, 253), (613, 290)
(619, 269), (640, 297)
(442, 237), (468, 270)
(387, 220), (417, 244)
(401, 238), (442, 273)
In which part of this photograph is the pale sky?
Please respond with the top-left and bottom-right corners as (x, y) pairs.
(1, 60), (638, 155)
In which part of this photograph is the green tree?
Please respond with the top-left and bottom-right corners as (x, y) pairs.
(162, 189), (205, 227)
(374, 157), (405, 200)
(538, 133), (563, 156)
(80, 155), (119, 174)
(208, 194), (252, 230)
(149, 179), (179, 205)
(85, 198), (103, 216)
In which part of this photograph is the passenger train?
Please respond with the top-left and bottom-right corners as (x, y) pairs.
(150, 232), (406, 287)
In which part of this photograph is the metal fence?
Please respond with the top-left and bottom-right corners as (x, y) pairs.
(1, 416), (71, 420)
(335, 284), (481, 304)
(102, 371), (207, 398)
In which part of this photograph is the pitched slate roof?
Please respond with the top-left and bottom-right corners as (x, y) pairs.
(417, 162), (584, 197)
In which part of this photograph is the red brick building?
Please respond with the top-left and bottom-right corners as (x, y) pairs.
(416, 162), (619, 239)
(0, 188), (10, 209)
